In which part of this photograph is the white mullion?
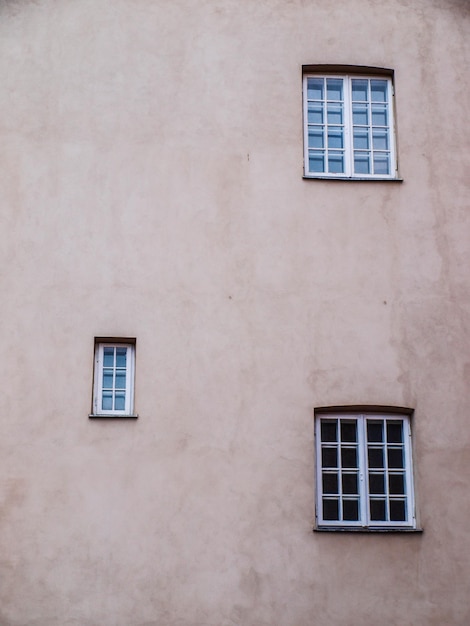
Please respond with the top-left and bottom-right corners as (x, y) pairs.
(338, 420), (343, 522)
(403, 418), (415, 526)
(358, 415), (368, 526)
(383, 419), (391, 522)
(388, 79), (397, 177)
(302, 75), (309, 175)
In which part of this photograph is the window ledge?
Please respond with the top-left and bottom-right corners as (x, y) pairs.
(88, 414), (139, 420)
(314, 526), (423, 534)
(303, 176), (404, 182)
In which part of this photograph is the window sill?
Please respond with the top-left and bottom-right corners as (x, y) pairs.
(88, 414), (139, 420)
(303, 175), (404, 182)
(314, 526), (423, 534)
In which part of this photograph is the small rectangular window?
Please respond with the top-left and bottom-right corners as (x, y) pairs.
(91, 340), (136, 417)
(303, 74), (397, 179)
(315, 409), (416, 530)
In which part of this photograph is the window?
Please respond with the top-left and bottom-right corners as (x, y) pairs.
(315, 408), (416, 530)
(303, 72), (397, 179)
(91, 340), (136, 417)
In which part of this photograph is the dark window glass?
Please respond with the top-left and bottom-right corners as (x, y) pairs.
(390, 499), (406, 521)
(388, 448), (404, 469)
(370, 499), (386, 521)
(387, 421), (403, 443)
(322, 473), (339, 494)
(389, 474), (405, 495)
(322, 447), (338, 468)
(341, 447), (357, 468)
(340, 421), (357, 442)
(368, 447), (384, 468)
(369, 473), (385, 494)
(367, 421), (383, 443)
(343, 499), (359, 521)
(342, 473), (358, 494)
(323, 499), (339, 520)
(321, 420), (337, 442)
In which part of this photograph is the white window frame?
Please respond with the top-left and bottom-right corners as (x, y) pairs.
(303, 73), (397, 179)
(315, 409), (416, 530)
(92, 341), (136, 417)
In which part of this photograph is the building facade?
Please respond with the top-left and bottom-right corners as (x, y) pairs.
(1, 0), (470, 624)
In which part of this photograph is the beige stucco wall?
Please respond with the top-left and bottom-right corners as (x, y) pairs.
(1, 0), (469, 624)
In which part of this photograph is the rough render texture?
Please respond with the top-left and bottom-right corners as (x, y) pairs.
(0, 0), (469, 624)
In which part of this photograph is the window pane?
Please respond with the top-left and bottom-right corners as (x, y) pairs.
(354, 154), (370, 174)
(308, 103), (323, 124)
(326, 78), (343, 101)
(372, 104), (388, 126)
(322, 473), (339, 494)
(114, 392), (126, 411)
(309, 152), (325, 173)
(116, 348), (127, 368)
(353, 129), (369, 150)
(328, 153), (344, 174)
(341, 447), (357, 468)
(390, 500), (406, 522)
(370, 499), (386, 521)
(322, 447), (337, 468)
(387, 421), (403, 443)
(368, 447), (384, 468)
(388, 448), (404, 468)
(352, 104), (368, 125)
(103, 348), (114, 367)
(102, 371), (113, 389)
(308, 128), (324, 149)
(327, 129), (343, 149)
(343, 499), (359, 521)
(320, 420), (337, 442)
(323, 498), (339, 521)
(307, 78), (324, 100)
(367, 421), (384, 443)
(371, 80), (388, 103)
(389, 473), (405, 495)
(373, 155), (390, 175)
(340, 421), (357, 442)
(372, 130), (389, 150)
(115, 372), (126, 390)
(102, 392), (113, 411)
(369, 473), (385, 494)
(327, 104), (343, 125)
(351, 79), (368, 101)
(342, 473), (358, 494)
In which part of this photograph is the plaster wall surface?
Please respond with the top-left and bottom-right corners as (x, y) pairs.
(0, 0), (470, 624)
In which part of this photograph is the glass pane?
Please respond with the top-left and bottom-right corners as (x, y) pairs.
(340, 421), (357, 442)
(390, 499), (406, 521)
(102, 371), (113, 389)
(322, 473), (338, 494)
(369, 473), (385, 494)
(307, 78), (324, 100)
(309, 152), (325, 173)
(372, 130), (389, 150)
(354, 154), (370, 174)
(308, 128), (324, 149)
(367, 421), (384, 442)
(327, 129), (343, 149)
(353, 129), (369, 150)
(323, 498), (339, 521)
(322, 447), (337, 468)
(326, 78), (343, 101)
(328, 153), (344, 174)
(308, 103), (323, 124)
(102, 392), (113, 411)
(103, 348), (114, 367)
(388, 448), (404, 468)
(352, 104), (368, 125)
(342, 473), (358, 494)
(389, 473), (405, 495)
(115, 372), (126, 390)
(352, 79), (368, 101)
(115, 392), (126, 411)
(327, 104), (342, 124)
(372, 104), (388, 126)
(373, 155), (390, 175)
(368, 447), (384, 468)
(321, 420), (337, 442)
(387, 421), (403, 443)
(371, 80), (388, 103)
(370, 499), (386, 521)
(116, 348), (127, 368)
(343, 499), (359, 521)
(341, 447), (357, 468)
